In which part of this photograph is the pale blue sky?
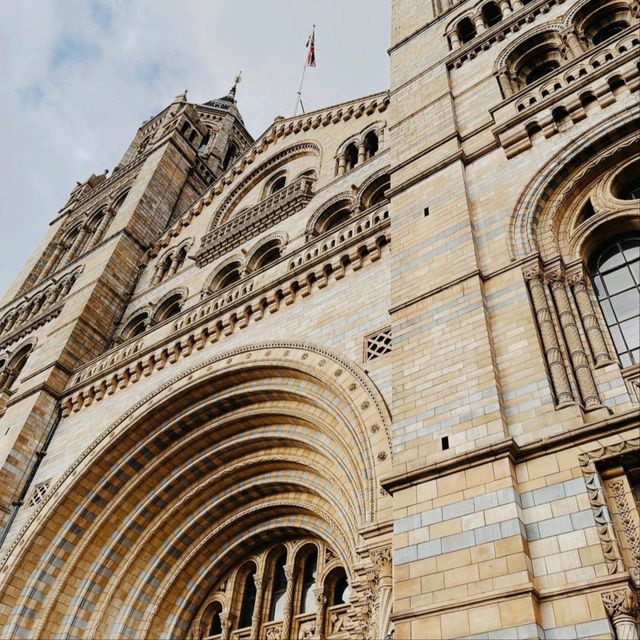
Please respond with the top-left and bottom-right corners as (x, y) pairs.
(0, 0), (390, 295)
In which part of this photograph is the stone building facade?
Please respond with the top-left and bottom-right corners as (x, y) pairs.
(0, 0), (638, 638)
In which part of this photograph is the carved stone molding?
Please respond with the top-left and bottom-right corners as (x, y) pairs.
(602, 587), (638, 619)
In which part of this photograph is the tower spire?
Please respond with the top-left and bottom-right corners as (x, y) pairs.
(228, 71), (242, 100)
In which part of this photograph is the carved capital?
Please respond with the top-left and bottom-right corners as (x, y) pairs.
(602, 588), (638, 619)
(522, 262), (543, 281)
(369, 546), (392, 575)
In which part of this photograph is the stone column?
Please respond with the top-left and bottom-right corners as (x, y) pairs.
(497, 67), (513, 97)
(38, 242), (67, 282)
(498, 0), (512, 17)
(167, 253), (182, 277)
(357, 142), (366, 164)
(2, 311), (18, 333)
(337, 155), (346, 176)
(250, 574), (267, 640)
(602, 588), (639, 640)
(220, 614), (232, 640)
(27, 295), (45, 320)
(151, 262), (167, 286)
(524, 264), (574, 407)
(85, 207), (115, 251)
(63, 226), (89, 266)
(561, 28), (585, 58)
(280, 564), (296, 640)
(473, 14), (486, 34)
(312, 588), (327, 640)
(449, 31), (461, 49)
(547, 268), (601, 410)
(567, 268), (613, 367)
(371, 547), (393, 640)
(511, 0), (523, 8)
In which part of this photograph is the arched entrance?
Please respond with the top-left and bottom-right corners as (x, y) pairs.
(0, 343), (392, 640)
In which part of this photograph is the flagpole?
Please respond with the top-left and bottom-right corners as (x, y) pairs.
(294, 24), (315, 116)
(294, 58), (308, 116)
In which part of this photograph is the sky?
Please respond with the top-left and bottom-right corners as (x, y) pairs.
(0, 0), (390, 296)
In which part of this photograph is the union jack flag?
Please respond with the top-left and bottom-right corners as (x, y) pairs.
(306, 29), (316, 67)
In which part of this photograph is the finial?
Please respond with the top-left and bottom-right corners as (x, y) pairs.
(174, 89), (188, 103)
(229, 72), (242, 99)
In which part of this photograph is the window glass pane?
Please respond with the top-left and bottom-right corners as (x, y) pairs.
(268, 554), (287, 621)
(631, 349), (640, 365)
(592, 275), (605, 297)
(609, 325), (627, 354)
(239, 570), (257, 628)
(620, 318), (640, 351)
(621, 239), (640, 262)
(630, 260), (640, 285)
(620, 352), (632, 367)
(600, 300), (616, 326)
(610, 290), (640, 322)
(602, 267), (635, 295)
(300, 550), (317, 614)
(598, 245), (625, 272)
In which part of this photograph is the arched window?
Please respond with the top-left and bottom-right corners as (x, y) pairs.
(313, 200), (353, 235)
(270, 176), (286, 194)
(209, 261), (243, 293)
(222, 143), (238, 170)
(524, 54), (561, 85)
(208, 602), (223, 636)
(0, 343), (33, 394)
(363, 131), (379, 160)
(457, 17), (477, 44)
(247, 239), (283, 272)
(360, 174), (390, 209)
(238, 567), (257, 630)
(611, 159), (640, 200)
(153, 293), (183, 324)
(327, 567), (351, 606)
(345, 143), (359, 171)
(579, 3), (632, 46)
(589, 235), (640, 367)
(268, 552), (287, 621)
(298, 548), (317, 614)
(121, 312), (149, 340)
(481, 2), (502, 27)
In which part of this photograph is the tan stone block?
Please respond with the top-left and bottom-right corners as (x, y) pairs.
(411, 616), (441, 640)
(440, 610), (470, 639)
(553, 595), (591, 626)
(436, 548), (471, 572)
(468, 604), (501, 635)
(437, 472), (467, 496)
(499, 597), (535, 627)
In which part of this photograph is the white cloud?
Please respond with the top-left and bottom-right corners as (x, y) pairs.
(0, 0), (389, 295)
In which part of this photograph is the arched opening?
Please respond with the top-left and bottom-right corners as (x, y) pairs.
(222, 143), (238, 170)
(247, 239), (283, 272)
(0, 345), (390, 640)
(505, 33), (565, 91)
(313, 200), (353, 235)
(589, 234), (640, 368)
(345, 143), (358, 171)
(298, 546), (318, 615)
(270, 175), (286, 194)
(198, 131), (211, 153)
(525, 54), (561, 85)
(611, 158), (640, 200)
(578, 3), (632, 46)
(363, 131), (379, 160)
(237, 565), (257, 631)
(360, 174), (390, 209)
(208, 261), (243, 293)
(481, 2), (502, 27)
(153, 293), (184, 324)
(267, 550), (288, 621)
(457, 17), (477, 44)
(0, 343), (33, 393)
(121, 312), (149, 340)
(207, 602), (223, 637)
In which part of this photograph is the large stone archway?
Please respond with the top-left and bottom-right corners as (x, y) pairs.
(0, 343), (392, 640)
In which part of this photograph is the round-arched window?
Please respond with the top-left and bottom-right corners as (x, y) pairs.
(590, 235), (640, 367)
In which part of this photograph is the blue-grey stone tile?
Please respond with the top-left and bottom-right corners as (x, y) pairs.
(394, 545), (417, 565)
(571, 509), (595, 530)
(538, 515), (573, 538)
(442, 499), (475, 521)
(475, 523), (502, 544)
(533, 483), (566, 506)
(421, 507), (443, 526)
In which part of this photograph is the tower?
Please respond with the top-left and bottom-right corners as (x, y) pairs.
(0, 88), (252, 529)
